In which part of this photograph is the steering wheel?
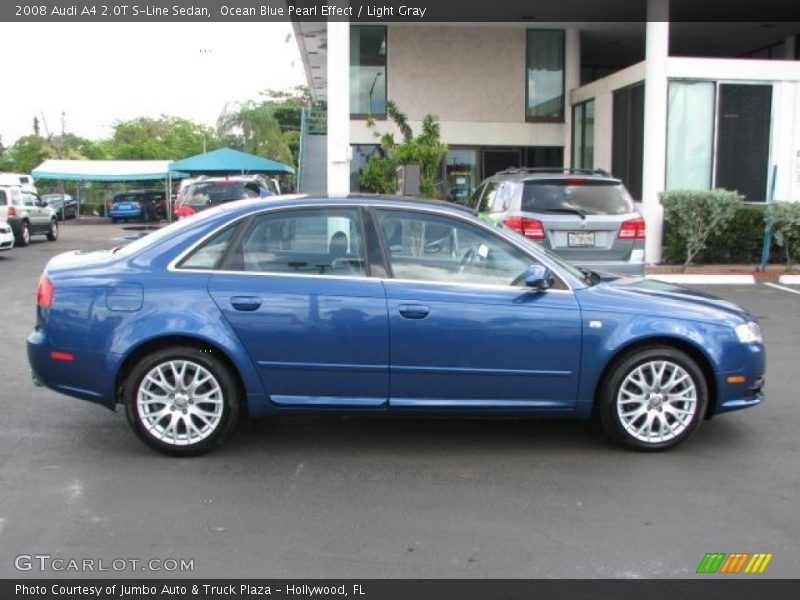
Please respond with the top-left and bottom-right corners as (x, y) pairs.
(458, 247), (478, 275)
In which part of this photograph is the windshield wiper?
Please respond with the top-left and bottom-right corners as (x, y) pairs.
(542, 207), (587, 219)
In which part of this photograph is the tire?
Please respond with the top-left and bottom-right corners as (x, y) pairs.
(598, 345), (708, 451)
(124, 346), (241, 456)
(111, 218), (118, 224)
(16, 221), (30, 247)
(46, 219), (58, 241)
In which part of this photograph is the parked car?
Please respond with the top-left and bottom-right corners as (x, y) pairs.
(173, 176), (279, 220)
(108, 191), (166, 223)
(0, 185), (58, 246)
(469, 168), (645, 276)
(0, 219), (14, 251)
(42, 194), (78, 220)
(28, 195), (765, 456)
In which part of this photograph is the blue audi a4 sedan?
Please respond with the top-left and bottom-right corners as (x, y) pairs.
(28, 196), (765, 455)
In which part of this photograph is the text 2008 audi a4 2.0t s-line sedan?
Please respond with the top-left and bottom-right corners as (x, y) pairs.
(28, 196), (765, 455)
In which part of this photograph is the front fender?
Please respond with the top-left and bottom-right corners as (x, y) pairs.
(576, 311), (734, 417)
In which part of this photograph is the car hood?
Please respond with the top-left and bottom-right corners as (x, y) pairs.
(577, 277), (753, 327)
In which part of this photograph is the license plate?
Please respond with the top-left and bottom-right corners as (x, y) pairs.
(567, 232), (595, 247)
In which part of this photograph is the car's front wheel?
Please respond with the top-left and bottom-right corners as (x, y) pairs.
(124, 346), (240, 456)
(598, 346), (707, 450)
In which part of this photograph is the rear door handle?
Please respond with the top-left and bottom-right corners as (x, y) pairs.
(230, 296), (262, 311)
(398, 304), (430, 319)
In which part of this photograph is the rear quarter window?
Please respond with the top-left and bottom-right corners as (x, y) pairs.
(522, 180), (634, 216)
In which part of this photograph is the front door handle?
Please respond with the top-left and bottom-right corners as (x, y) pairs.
(398, 304), (430, 319)
(230, 296), (262, 311)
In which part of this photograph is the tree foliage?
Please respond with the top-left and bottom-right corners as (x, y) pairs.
(661, 189), (742, 269)
(766, 202), (800, 270)
(359, 100), (447, 198)
(107, 116), (217, 160)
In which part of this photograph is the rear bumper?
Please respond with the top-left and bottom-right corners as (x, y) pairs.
(572, 259), (645, 277)
(27, 328), (117, 408)
(108, 207), (142, 218)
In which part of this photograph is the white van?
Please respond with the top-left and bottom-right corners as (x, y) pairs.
(0, 173), (38, 194)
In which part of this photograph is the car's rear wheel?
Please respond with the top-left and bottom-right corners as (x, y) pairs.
(598, 346), (707, 451)
(46, 219), (58, 241)
(17, 221), (30, 246)
(124, 346), (240, 456)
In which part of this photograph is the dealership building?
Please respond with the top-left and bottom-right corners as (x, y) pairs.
(292, 1), (800, 263)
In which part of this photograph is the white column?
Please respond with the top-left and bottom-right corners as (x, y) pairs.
(641, 0), (669, 265)
(563, 28), (581, 169)
(327, 20), (351, 197)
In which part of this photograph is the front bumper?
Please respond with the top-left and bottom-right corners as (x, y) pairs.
(713, 343), (766, 415)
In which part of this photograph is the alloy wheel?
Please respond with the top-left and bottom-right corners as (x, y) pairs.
(136, 360), (224, 446)
(616, 360), (698, 444)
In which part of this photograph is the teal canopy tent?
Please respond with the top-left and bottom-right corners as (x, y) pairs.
(169, 148), (295, 175)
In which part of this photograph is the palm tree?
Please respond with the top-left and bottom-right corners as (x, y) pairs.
(216, 101), (293, 166)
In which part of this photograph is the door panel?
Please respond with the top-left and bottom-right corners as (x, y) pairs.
(209, 274), (389, 406)
(384, 280), (581, 407)
(375, 208), (582, 408)
(205, 206), (389, 407)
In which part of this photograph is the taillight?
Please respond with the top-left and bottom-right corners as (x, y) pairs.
(504, 216), (545, 240)
(176, 205), (195, 220)
(37, 274), (54, 308)
(618, 217), (646, 239)
(136, 200), (143, 208)
(7, 206), (16, 217)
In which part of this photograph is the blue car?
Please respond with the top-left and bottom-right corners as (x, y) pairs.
(108, 191), (165, 223)
(28, 196), (765, 455)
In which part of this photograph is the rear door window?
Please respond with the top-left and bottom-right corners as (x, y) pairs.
(225, 208), (367, 277)
(0, 191), (6, 206)
(521, 180), (634, 216)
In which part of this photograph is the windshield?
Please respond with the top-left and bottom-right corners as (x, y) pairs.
(522, 180), (634, 215)
(501, 226), (589, 284)
(184, 181), (259, 207)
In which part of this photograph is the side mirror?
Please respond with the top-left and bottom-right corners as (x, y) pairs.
(524, 264), (554, 291)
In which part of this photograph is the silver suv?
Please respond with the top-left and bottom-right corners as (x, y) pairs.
(468, 169), (645, 276)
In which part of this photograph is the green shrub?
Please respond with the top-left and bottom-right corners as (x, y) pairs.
(767, 202), (800, 270)
(660, 189), (742, 269)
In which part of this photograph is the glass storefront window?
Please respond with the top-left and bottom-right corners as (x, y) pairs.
(526, 30), (565, 121)
(443, 149), (477, 205)
(572, 100), (595, 170)
(666, 81), (715, 190)
(350, 26), (387, 116)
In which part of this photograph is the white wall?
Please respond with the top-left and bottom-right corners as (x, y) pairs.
(570, 61), (646, 171)
(350, 25), (570, 150)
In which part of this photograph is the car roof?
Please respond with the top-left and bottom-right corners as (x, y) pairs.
(219, 194), (476, 217)
(484, 168), (622, 184)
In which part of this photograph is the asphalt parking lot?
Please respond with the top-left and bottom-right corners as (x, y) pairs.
(0, 222), (798, 579)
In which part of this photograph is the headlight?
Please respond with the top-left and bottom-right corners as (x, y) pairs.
(735, 321), (762, 344)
